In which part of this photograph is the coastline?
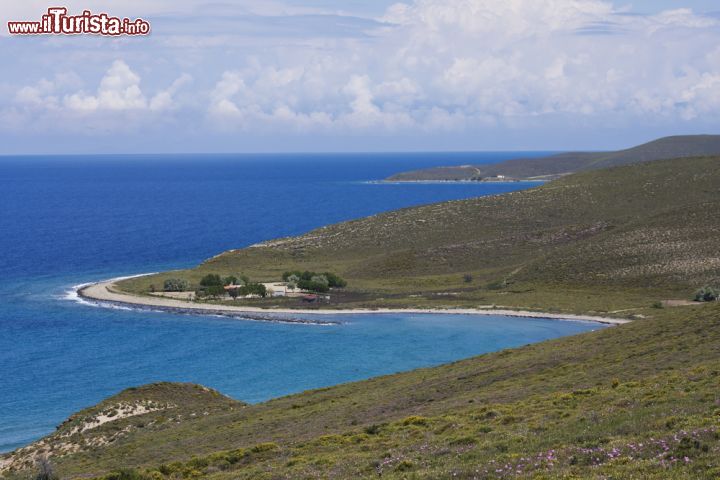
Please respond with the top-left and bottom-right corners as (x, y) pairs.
(376, 179), (545, 184)
(77, 277), (631, 326)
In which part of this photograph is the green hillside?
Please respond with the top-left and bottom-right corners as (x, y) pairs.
(4, 156), (720, 479)
(119, 156), (719, 316)
(386, 135), (720, 181)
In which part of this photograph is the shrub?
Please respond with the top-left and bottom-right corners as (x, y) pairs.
(103, 469), (148, 480)
(163, 278), (188, 292)
(199, 274), (223, 287)
(401, 416), (429, 426)
(364, 424), (382, 435)
(487, 280), (506, 290)
(463, 274), (473, 283)
(250, 442), (278, 453)
(448, 435), (478, 446)
(395, 460), (414, 472)
(694, 287), (718, 302)
(34, 458), (58, 480)
(223, 276), (238, 286)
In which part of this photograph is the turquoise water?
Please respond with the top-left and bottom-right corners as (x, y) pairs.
(0, 153), (600, 452)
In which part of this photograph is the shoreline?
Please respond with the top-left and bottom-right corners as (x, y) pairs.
(76, 277), (631, 326)
(376, 179), (546, 184)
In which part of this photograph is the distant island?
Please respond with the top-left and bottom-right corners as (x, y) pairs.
(3, 152), (720, 479)
(384, 135), (720, 182)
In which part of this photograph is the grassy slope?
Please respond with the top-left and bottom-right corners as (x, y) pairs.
(4, 305), (720, 479)
(120, 156), (719, 317)
(5, 156), (720, 479)
(386, 135), (720, 181)
(3, 384), (242, 473)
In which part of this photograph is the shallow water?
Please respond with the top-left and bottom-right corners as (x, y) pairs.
(0, 152), (601, 452)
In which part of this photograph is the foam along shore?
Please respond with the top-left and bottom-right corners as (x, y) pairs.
(77, 277), (631, 326)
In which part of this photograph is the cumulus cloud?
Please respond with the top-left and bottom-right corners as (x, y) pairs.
(13, 61), (191, 116)
(64, 61), (147, 111)
(199, 0), (720, 135)
(2, 0), (720, 149)
(13, 73), (82, 109)
(150, 73), (193, 111)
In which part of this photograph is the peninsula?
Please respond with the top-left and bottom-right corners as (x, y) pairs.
(103, 155), (717, 320)
(384, 135), (720, 182)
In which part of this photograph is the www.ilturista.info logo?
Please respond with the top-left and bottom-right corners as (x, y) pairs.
(7, 7), (150, 35)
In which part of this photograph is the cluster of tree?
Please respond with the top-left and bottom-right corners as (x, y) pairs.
(227, 282), (267, 299)
(220, 274), (250, 287)
(195, 273), (267, 299)
(695, 286), (718, 302)
(194, 274), (222, 298)
(163, 278), (189, 292)
(282, 271), (347, 293)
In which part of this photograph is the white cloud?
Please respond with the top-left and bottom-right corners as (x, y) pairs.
(13, 73), (82, 109)
(2, 0), (720, 150)
(64, 60), (147, 111)
(199, 0), (720, 134)
(13, 61), (191, 115)
(150, 73), (193, 111)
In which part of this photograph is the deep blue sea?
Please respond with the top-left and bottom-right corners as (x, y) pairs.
(0, 152), (602, 453)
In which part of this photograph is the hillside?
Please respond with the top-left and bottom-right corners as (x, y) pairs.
(385, 135), (720, 181)
(118, 156), (720, 316)
(2, 384), (242, 474)
(4, 156), (720, 479)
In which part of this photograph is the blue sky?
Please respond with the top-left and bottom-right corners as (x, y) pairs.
(1, 1), (719, 154)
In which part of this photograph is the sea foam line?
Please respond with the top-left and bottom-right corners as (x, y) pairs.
(62, 272), (158, 309)
(65, 273), (340, 326)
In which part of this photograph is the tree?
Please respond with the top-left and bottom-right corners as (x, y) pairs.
(324, 272), (347, 288)
(227, 287), (239, 299)
(286, 274), (300, 290)
(298, 278), (330, 293)
(282, 271), (298, 281)
(253, 283), (267, 298)
(223, 275), (238, 286)
(239, 282), (267, 298)
(200, 274), (222, 287)
(311, 274), (330, 288)
(206, 285), (225, 298)
(164, 278), (189, 292)
(463, 274), (473, 283)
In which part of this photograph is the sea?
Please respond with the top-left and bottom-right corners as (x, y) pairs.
(0, 152), (602, 452)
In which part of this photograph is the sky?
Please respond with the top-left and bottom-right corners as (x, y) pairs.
(1, 0), (719, 154)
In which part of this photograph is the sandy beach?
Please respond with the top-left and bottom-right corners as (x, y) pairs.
(77, 277), (631, 326)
